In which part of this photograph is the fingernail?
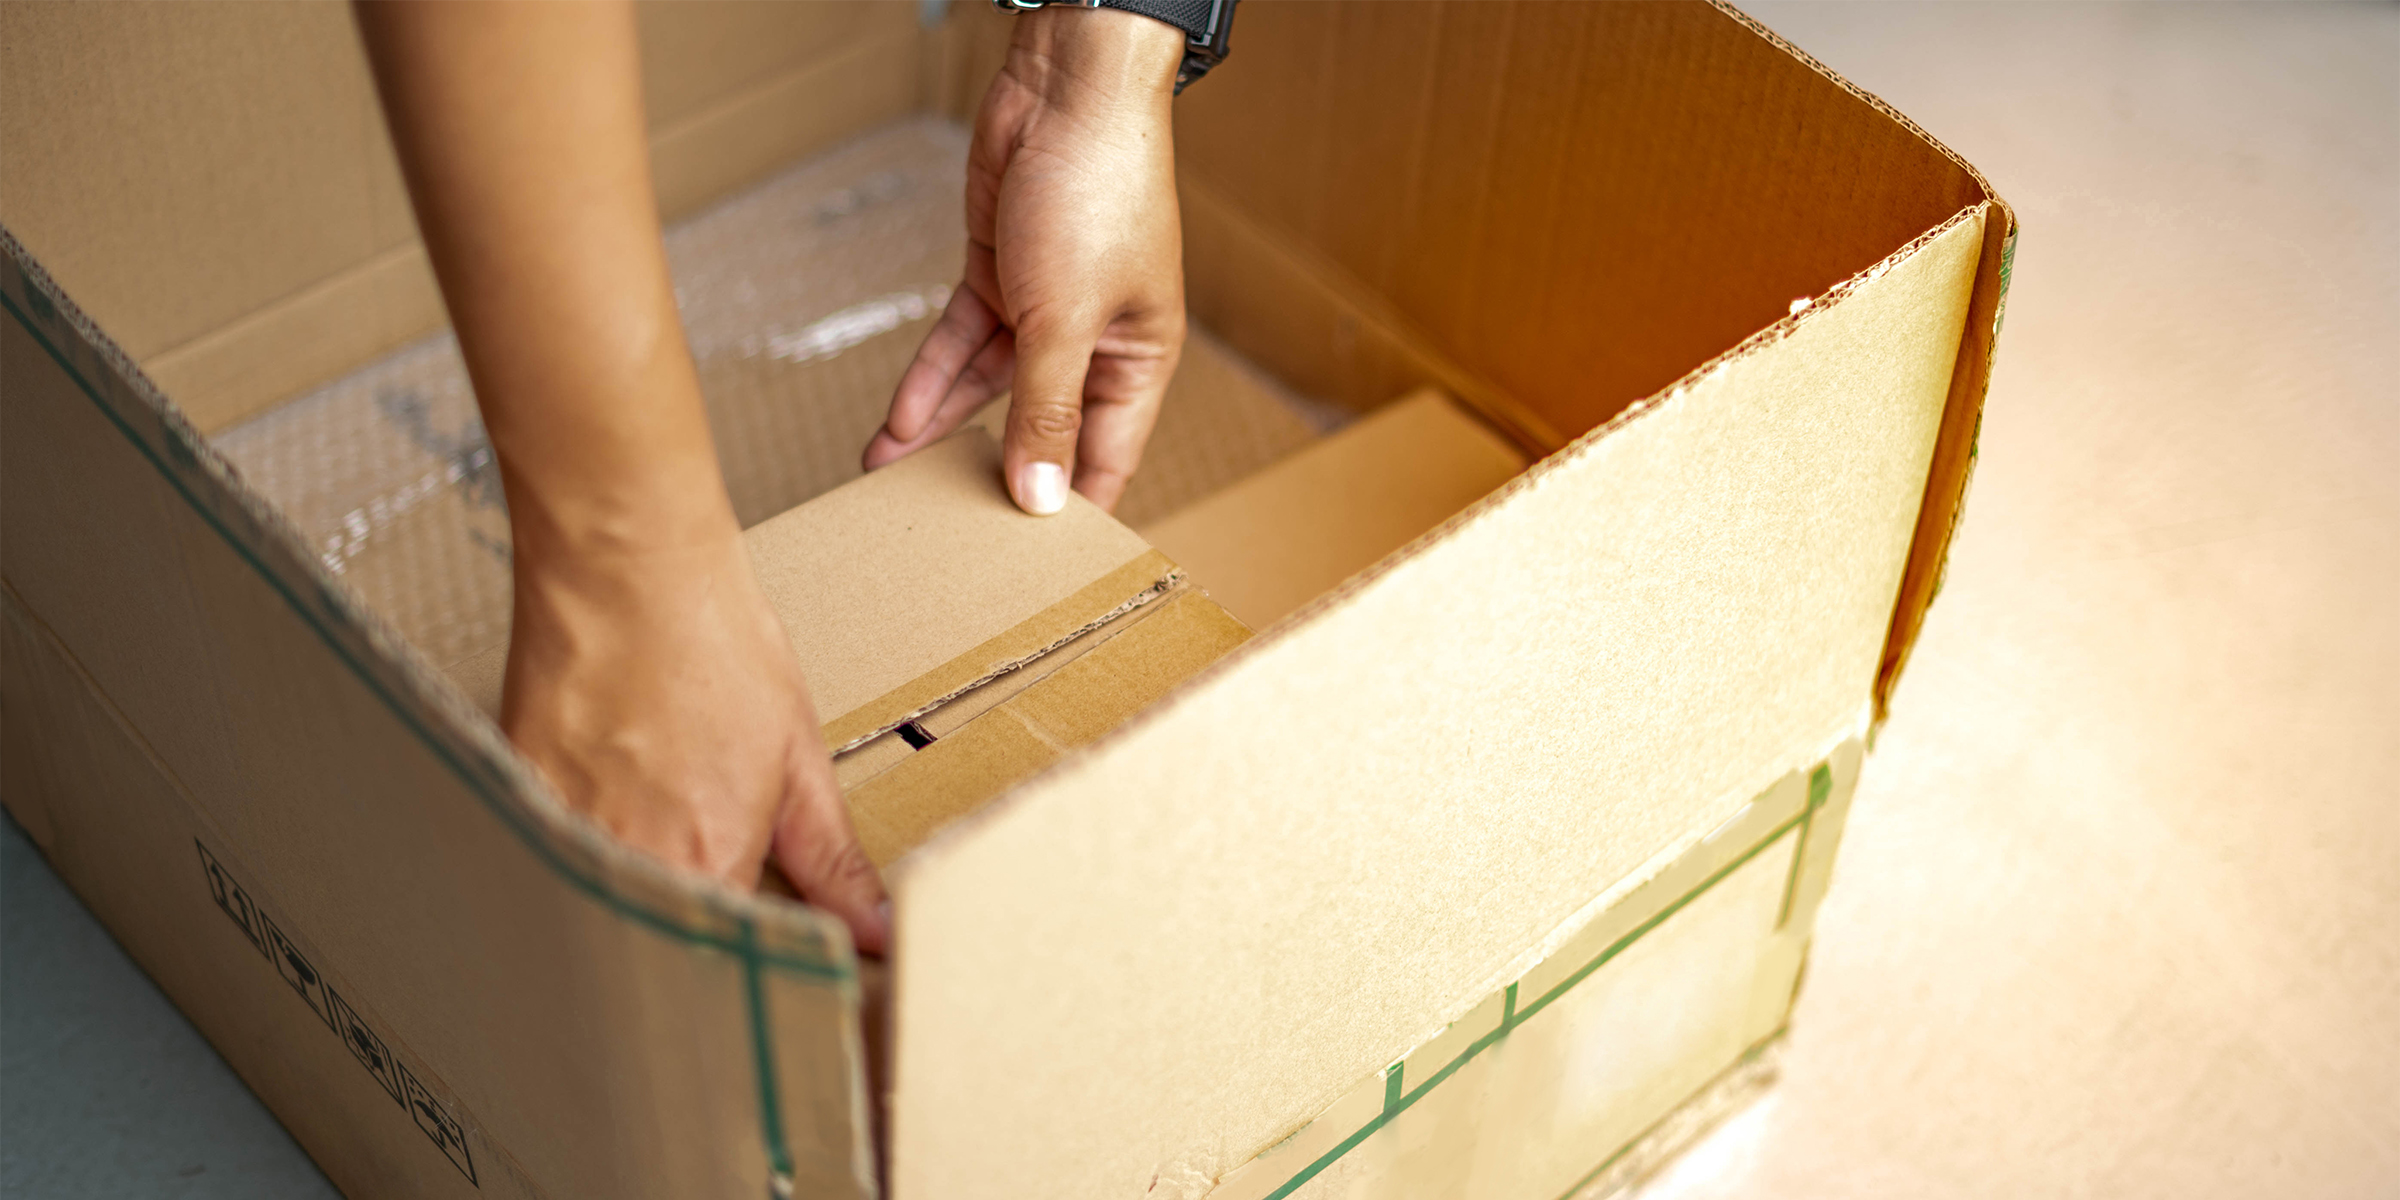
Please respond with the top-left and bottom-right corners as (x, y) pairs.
(876, 900), (892, 928)
(1016, 461), (1068, 516)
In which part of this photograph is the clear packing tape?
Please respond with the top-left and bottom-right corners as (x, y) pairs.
(215, 118), (1338, 670)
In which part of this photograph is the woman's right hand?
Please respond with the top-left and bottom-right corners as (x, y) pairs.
(501, 525), (890, 955)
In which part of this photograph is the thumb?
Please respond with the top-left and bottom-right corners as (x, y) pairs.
(1002, 311), (1100, 516)
(772, 752), (890, 957)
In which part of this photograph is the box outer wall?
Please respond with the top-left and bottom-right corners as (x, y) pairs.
(0, 240), (875, 1200)
(898, 6), (2012, 1196)
(887, 203), (1992, 1198)
(0, 3), (2014, 1198)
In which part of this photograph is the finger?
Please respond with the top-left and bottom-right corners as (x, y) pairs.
(1003, 310), (1104, 516)
(1069, 344), (1177, 513)
(879, 284), (1004, 446)
(862, 325), (1017, 471)
(771, 751), (890, 957)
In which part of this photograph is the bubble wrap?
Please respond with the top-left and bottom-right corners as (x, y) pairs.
(214, 117), (1335, 670)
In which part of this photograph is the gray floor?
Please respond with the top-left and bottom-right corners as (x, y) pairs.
(1, 816), (338, 1197)
(5, 3), (2396, 1198)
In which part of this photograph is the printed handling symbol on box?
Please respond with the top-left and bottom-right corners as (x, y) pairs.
(326, 987), (406, 1105)
(193, 838), (482, 1188)
(259, 913), (340, 1034)
(402, 1063), (480, 1185)
(196, 842), (270, 960)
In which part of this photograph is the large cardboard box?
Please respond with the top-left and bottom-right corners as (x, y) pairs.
(0, 3), (2013, 1198)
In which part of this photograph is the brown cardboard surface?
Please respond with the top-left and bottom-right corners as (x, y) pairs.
(1, 587), (529, 1198)
(888, 209), (1982, 1200)
(1139, 389), (1530, 630)
(1, 3), (2022, 1195)
(0, 1), (415, 365)
(1173, 1), (1986, 440)
(448, 421), (1253, 882)
(847, 586), (1251, 867)
(812, 551), (1180, 753)
(723, 430), (1152, 735)
(447, 430), (1162, 734)
(1162, 0), (2011, 716)
(644, 8), (924, 225)
(1175, 171), (1566, 457)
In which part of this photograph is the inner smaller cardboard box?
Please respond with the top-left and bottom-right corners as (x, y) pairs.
(455, 391), (1530, 872)
(1144, 388), (1530, 631)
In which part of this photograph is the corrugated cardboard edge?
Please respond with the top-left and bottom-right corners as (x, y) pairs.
(0, 223), (872, 1198)
(1708, 1), (2020, 724)
(823, 551), (1182, 752)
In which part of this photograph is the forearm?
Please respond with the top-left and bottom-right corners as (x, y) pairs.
(355, 0), (732, 571)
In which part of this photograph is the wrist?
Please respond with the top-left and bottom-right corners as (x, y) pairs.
(502, 456), (742, 591)
(1009, 6), (1183, 116)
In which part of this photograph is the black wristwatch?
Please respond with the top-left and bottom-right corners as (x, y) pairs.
(992, 0), (1237, 94)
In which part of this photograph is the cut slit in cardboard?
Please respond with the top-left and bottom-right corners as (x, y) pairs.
(0, 3), (2014, 1199)
(453, 429), (1255, 871)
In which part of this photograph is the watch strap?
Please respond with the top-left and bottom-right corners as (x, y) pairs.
(995, 0), (1235, 94)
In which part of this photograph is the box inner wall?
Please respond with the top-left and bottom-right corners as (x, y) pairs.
(213, 119), (1353, 673)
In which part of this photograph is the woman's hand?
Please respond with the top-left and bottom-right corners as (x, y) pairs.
(502, 528), (888, 953)
(866, 6), (1187, 515)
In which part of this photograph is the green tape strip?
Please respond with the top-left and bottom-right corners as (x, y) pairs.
(1259, 774), (1824, 1200)
(740, 918), (797, 1182)
(1776, 763), (1834, 930)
